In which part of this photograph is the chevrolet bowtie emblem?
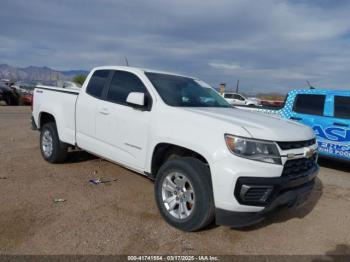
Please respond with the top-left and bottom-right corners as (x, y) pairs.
(287, 153), (295, 159)
(305, 148), (315, 158)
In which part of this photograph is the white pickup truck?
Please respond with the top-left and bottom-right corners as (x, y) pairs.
(32, 66), (319, 231)
(222, 92), (260, 107)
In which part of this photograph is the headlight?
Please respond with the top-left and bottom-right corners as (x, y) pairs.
(225, 134), (281, 164)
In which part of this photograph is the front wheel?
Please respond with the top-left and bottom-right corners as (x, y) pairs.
(40, 122), (68, 163)
(154, 157), (215, 231)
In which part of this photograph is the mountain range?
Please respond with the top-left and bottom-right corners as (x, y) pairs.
(0, 64), (88, 83)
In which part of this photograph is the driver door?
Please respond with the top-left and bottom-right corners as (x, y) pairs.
(94, 70), (153, 171)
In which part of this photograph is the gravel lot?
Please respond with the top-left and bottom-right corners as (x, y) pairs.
(0, 106), (349, 255)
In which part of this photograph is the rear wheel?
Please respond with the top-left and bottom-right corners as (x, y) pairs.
(4, 96), (10, 105)
(40, 122), (68, 163)
(155, 157), (215, 231)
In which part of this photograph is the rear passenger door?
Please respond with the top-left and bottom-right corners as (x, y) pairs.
(94, 70), (153, 171)
(223, 93), (234, 104)
(289, 93), (326, 129)
(289, 93), (326, 153)
(76, 69), (112, 153)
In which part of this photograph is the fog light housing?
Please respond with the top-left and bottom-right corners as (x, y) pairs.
(240, 185), (274, 204)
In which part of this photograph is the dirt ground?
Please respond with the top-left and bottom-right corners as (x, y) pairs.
(0, 106), (349, 255)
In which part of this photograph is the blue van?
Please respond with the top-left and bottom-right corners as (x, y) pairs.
(247, 89), (350, 161)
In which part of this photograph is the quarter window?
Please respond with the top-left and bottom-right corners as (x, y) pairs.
(293, 94), (325, 116)
(86, 70), (110, 98)
(334, 96), (350, 119)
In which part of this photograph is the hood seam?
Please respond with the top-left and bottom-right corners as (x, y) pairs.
(241, 126), (254, 138)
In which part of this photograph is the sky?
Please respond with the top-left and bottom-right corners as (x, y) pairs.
(1, 0), (350, 94)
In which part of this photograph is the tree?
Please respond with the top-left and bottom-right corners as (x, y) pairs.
(73, 74), (87, 86)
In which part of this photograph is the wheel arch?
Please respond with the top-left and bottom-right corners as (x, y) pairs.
(150, 143), (211, 180)
(38, 111), (56, 129)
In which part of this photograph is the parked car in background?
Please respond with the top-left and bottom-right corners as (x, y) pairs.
(222, 92), (260, 106)
(237, 89), (350, 162)
(21, 94), (33, 106)
(0, 82), (19, 105)
(55, 80), (82, 89)
(12, 84), (34, 95)
(32, 66), (318, 231)
(260, 99), (285, 108)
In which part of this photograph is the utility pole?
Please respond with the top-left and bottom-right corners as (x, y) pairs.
(236, 79), (240, 93)
(125, 57), (129, 66)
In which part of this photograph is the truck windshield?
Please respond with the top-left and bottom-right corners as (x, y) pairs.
(145, 72), (231, 108)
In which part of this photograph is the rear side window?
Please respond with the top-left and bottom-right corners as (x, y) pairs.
(106, 71), (149, 105)
(293, 94), (325, 116)
(334, 96), (350, 119)
(224, 94), (233, 98)
(86, 70), (110, 98)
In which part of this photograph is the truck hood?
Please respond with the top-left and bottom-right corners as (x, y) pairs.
(182, 107), (314, 142)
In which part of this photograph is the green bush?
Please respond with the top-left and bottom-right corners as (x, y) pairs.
(73, 75), (87, 86)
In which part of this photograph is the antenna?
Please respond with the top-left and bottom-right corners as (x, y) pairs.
(125, 57), (129, 66)
(306, 80), (315, 89)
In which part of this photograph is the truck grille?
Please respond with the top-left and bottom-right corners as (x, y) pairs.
(277, 139), (316, 150)
(282, 154), (317, 177)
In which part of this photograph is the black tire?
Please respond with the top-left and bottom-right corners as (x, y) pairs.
(154, 157), (215, 232)
(40, 122), (68, 163)
(4, 96), (10, 106)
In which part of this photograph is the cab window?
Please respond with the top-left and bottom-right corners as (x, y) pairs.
(293, 94), (325, 116)
(334, 96), (350, 119)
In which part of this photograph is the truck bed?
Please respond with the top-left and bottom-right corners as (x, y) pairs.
(36, 84), (81, 94)
(32, 85), (80, 145)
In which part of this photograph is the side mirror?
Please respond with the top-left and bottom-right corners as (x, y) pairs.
(126, 92), (145, 107)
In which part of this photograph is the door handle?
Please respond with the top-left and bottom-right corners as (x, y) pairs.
(334, 122), (349, 127)
(290, 116), (302, 121)
(99, 108), (110, 115)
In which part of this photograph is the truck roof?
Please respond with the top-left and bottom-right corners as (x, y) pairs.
(92, 66), (194, 79)
(288, 89), (349, 96)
